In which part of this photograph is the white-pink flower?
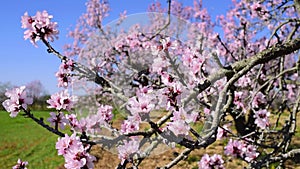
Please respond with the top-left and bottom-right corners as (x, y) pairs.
(224, 139), (259, 162)
(254, 109), (270, 129)
(64, 146), (96, 169)
(66, 113), (82, 131)
(56, 133), (81, 156)
(56, 133), (96, 169)
(252, 92), (266, 108)
(117, 138), (140, 164)
(151, 57), (169, 73)
(234, 91), (246, 113)
(121, 115), (141, 134)
(55, 61), (74, 88)
(237, 75), (251, 87)
(46, 90), (77, 111)
(77, 105), (114, 134)
(217, 124), (231, 140)
(21, 10), (59, 46)
(198, 154), (224, 169)
(97, 104), (114, 123)
(47, 112), (68, 130)
(12, 159), (28, 169)
(2, 86), (33, 117)
(243, 144), (259, 162)
(224, 139), (245, 158)
(127, 94), (155, 115)
(167, 119), (190, 136)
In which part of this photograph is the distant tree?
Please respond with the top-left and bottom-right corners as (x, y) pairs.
(25, 80), (47, 100)
(25, 80), (49, 110)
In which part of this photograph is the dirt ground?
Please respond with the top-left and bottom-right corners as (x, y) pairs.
(57, 112), (300, 169)
(55, 136), (300, 169)
(88, 140), (300, 169)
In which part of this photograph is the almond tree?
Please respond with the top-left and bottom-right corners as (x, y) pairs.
(3, 0), (300, 168)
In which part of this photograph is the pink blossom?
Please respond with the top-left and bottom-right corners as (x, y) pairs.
(160, 37), (177, 51)
(12, 159), (28, 169)
(118, 10), (127, 24)
(237, 75), (251, 87)
(21, 11), (59, 46)
(167, 119), (190, 136)
(151, 57), (169, 73)
(121, 115), (140, 134)
(204, 108), (210, 115)
(225, 139), (259, 161)
(243, 144), (259, 162)
(83, 115), (103, 134)
(286, 84), (296, 100)
(46, 90), (77, 111)
(151, 44), (163, 56)
(224, 139), (245, 158)
(250, 2), (268, 19)
(85, 0), (110, 27)
(97, 104), (114, 123)
(55, 60), (74, 88)
(252, 92), (266, 108)
(234, 91), (246, 113)
(55, 70), (72, 88)
(2, 86), (33, 117)
(198, 154), (224, 169)
(184, 111), (199, 123)
(151, 37), (176, 56)
(171, 108), (198, 123)
(127, 94), (155, 115)
(56, 133), (81, 156)
(254, 109), (270, 129)
(77, 105), (113, 134)
(47, 112), (68, 130)
(66, 113), (82, 131)
(161, 72), (174, 86)
(217, 124), (231, 140)
(64, 146), (96, 169)
(56, 133), (96, 169)
(117, 138), (140, 164)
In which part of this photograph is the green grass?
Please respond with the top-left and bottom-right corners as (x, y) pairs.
(0, 110), (64, 169)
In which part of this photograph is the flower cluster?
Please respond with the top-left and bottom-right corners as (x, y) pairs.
(12, 159), (28, 169)
(120, 114), (141, 134)
(127, 89), (155, 116)
(47, 111), (68, 130)
(224, 139), (259, 162)
(234, 91), (246, 113)
(217, 124), (231, 140)
(97, 104), (114, 123)
(167, 108), (198, 136)
(117, 138), (140, 164)
(198, 154), (224, 169)
(55, 60), (74, 88)
(79, 105), (114, 134)
(46, 90), (77, 111)
(254, 109), (270, 129)
(56, 133), (96, 169)
(85, 0), (110, 27)
(121, 87), (155, 134)
(66, 113), (82, 131)
(151, 37), (177, 55)
(2, 86), (33, 117)
(21, 11), (59, 46)
(251, 92), (267, 109)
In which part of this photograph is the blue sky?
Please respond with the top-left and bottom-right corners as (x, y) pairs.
(0, 0), (230, 94)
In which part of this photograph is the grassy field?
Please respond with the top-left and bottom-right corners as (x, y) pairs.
(1, 109), (300, 169)
(0, 110), (64, 169)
